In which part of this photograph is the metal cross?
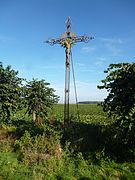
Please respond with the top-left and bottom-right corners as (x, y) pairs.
(45, 17), (94, 130)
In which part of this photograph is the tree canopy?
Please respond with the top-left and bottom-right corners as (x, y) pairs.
(98, 63), (135, 120)
(98, 63), (135, 148)
(25, 79), (59, 121)
(0, 62), (23, 121)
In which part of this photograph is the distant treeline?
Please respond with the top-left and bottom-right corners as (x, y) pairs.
(78, 101), (102, 104)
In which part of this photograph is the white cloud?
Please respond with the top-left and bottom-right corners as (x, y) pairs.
(106, 44), (121, 56)
(95, 61), (103, 66)
(99, 37), (123, 56)
(81, 46), (96, 53)
(80, 68), (95, 73)
(76, 63), (85, 67)
(95, 57), (106, 66)
(100, 38), (123, 44)
(97, 57), (106, 61)
(75, 62), (95, 73)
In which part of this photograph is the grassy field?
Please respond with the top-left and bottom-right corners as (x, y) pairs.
(52, 104), (111, 125)
(0, 104), (135, 179)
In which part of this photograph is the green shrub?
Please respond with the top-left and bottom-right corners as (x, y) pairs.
(15, 130), (62, 164)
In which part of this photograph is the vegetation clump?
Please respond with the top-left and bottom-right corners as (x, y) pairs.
(98, 63), (135, 158)
(24, 79), (59, 122)
(0, 62), (23, 122)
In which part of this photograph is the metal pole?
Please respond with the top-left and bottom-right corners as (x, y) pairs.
(64, 46), (71, 128)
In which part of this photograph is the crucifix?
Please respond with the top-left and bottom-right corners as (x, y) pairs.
(45, 17), (93, 130)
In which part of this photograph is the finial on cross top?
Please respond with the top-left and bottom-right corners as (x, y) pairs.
(66, 16), (72, 34)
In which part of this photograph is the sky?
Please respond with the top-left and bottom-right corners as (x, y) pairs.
(0, 0), (135, 103)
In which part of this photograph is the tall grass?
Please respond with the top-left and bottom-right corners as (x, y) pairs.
(0, 104), (135, 179)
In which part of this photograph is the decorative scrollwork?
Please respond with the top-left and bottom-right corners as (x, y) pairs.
(44, 17), (94, 47)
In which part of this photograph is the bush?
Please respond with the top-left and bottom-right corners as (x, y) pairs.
(98, 63), (135, 153)
(15, 130), (62, 164)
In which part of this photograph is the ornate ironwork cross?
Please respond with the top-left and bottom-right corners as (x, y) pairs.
(45, 17), (93, 130)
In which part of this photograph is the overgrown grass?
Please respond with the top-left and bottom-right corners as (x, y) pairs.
(0, 151), (135, 179)
(0, 104), (135, 179)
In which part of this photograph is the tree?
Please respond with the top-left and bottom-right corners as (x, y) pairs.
(0, 62), (23, 121)
(98, 63), (135, 118)
(98, 63), (135, 148)
(25, 79), (59, 122)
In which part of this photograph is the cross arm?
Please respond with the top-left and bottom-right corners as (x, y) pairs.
(72, 35), (94, 43)
(44, 38), (62, 46)
(44, 35), (94, 46)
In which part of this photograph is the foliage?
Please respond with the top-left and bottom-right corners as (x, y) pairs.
(0, 104), (135, 179)
(24, 79), (59, 121)
(0, 152), (33, 179)
(98, 63), (135, 119)
(98, 63), (135, 153)
(0, 151), (135, 179)
(0, 62), (23, 122)
(15, 130), (62, 164)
